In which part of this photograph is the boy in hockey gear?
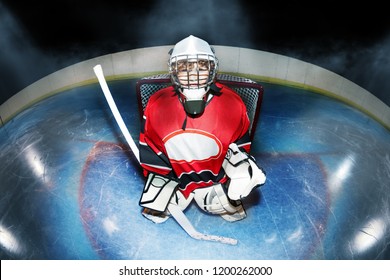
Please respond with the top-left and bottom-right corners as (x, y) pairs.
(139, 35), (266, 223)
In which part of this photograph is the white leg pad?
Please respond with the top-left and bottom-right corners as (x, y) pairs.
(193, 184), (247, 221)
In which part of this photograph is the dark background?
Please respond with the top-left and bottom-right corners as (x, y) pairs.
(1, 0), (389, 106)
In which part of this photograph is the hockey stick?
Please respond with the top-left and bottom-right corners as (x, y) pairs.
(167, 202), (237, 245)
(93, 64), (237, 245)
(93, 64), (140, 162)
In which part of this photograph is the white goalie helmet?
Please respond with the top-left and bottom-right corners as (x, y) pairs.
(168, 35), (219, 115)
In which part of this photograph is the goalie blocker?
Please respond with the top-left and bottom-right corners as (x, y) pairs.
(139, 173), (179, 212)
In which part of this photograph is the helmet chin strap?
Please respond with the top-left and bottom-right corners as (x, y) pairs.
(179, 87), (210, 116)
(176, 86), (216, 131)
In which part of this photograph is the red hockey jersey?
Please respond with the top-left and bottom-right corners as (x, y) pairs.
(139, 82), (251, 198)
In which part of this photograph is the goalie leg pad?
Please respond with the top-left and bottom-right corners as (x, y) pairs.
(142, 208), (170, 224)
(171, 190), (195, 211)
(223, 143), (266, 200)
(142, 190), (194, 224)
(193, 184), (247, 221)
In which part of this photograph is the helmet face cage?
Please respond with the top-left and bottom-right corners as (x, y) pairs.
(169, 54), (218, 90)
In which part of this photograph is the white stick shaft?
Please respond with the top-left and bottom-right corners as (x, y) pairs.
(93, 64), (140, 163)
(168, 203), (238, 245)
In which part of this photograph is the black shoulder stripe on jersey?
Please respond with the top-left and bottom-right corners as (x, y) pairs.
(235, 131), (251, 147)
(139, 143), (171, 169)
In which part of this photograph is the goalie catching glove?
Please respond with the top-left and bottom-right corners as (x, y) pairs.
(222, 143), (266, 200)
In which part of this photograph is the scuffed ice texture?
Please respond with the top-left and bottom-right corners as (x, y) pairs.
(0, 80), (389, 259)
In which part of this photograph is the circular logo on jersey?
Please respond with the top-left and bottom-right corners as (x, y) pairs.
(163, 129), (223, 163)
